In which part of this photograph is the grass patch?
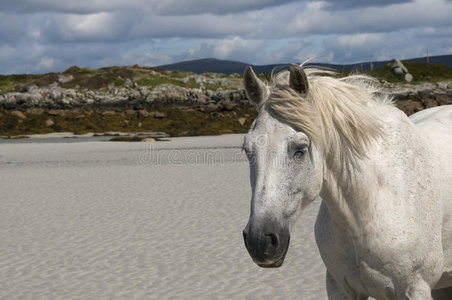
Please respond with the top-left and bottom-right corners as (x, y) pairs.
(0, 105), (257, 137)
(363, 61), (452, 83)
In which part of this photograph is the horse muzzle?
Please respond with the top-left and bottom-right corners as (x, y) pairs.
(242, 220), (290, 268)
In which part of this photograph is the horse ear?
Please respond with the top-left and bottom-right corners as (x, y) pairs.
(289, 64), (309, 95)
(243, 66), (267, 106)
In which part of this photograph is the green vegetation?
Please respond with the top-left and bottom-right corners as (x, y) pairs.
(364, 61), (452, 83)
(1, 61), (451, 138)
(0, 106), (257, 138)
(0, 65), (242, 95)
(136, 76), (199, 89)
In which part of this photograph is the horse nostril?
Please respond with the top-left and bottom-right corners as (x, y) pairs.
(263, 232), (280, 256)
(267, 232), (279, 248)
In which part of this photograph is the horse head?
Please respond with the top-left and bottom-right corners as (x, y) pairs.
(242, 65), (324, 268)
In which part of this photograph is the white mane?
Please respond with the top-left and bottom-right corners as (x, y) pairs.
(267, 66), (394, 170)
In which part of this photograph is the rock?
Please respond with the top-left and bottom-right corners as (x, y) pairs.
(125, 109), (136, 115)
(124, 79), (133, 87)
(75, 114), (85, 120)
(404, 73), (413, 83)
(45, 118), (54, 127)
(141, 137), (155, 142)
(58, 75), (74, 84)
(389, 59), (413, 82)
(20, 85), (38, 93)
(102, 110), (116, 116)
(27, 108), (44, 115)
(48, 109), (65, 116)
(222, 102), (237, 111)
(48, 82), (59, 89)
(210, 112), (225, 117)
(138, 110), (150, 117)
(137, 122), (142, 128)
(11, 110), (27, 119)
(202, 103), (220, 113)
(238, 117), (247, 126)
(153, 111), (165, 118)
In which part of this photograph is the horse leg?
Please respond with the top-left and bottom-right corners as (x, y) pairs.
(402, 279), (432, 300)
(432, 286), (452, 300)
(326, 271), (368, 300)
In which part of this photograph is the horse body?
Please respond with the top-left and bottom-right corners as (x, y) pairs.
(315, 104), (452, 299)
(241, 64), (452, 299)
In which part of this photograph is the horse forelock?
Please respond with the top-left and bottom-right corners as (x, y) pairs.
(266, 65), (394, 172)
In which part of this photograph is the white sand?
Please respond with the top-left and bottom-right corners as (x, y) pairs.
(0, 135), (327, 299)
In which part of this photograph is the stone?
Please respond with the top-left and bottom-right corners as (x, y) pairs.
(102, 110), (116, 116)
(75, 114), (85, 120)
(222, 102), (237, 111)
(388, 59), (413, 82)
(141, 137), (155, 142)
(202, 103), (220, 113)
(124, 79), (133, 87)
(153, 111), (165, 118)
(138, 110), (150, 117)
(48, 82), (59, 89)
(27, 108), (44, 115)
(45, 119), (54, 127)
(238, 117), (247, 126)
(20, 85), (38, 93)
(405, 73), (413, 82)
(137, 122), (142, 128)
(126, 109), (136, 115)
(58, 75), (74, 84)
(11, 110), (27, 119)
(48, 109), (65, 116)
(210, 112), (225, 117)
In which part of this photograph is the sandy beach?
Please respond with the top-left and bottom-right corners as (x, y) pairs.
(0, 134), (326, 299)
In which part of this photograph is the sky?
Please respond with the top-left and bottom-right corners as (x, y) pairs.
(1, 0), (451, 74)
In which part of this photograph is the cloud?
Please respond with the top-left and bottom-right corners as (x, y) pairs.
(288, 0), (452, 34)
(178, 37), (265, 63)
(151, 0), (298, 15)
(321, 0), (413, 10)
(0, 0), (299, 15)
(321, 29), (452, 63)
(322, 33), (386, 62)
(0, 0), (451, 73)
(45, 12), (135, 43)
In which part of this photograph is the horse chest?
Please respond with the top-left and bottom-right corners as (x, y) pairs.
(315, 202), (397, 297)
(323, 239), (395, 297)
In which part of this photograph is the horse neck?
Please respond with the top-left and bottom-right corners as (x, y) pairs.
(318, 107), (423, 236)
(319, 164), (373, 235)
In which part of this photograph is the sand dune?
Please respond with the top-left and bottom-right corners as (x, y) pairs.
(0, 135), (326, 299)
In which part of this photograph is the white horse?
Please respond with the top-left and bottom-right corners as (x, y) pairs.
(241, 64), (452, 299)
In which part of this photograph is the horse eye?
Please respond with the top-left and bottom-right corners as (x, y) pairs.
(293, 148), (306, 160)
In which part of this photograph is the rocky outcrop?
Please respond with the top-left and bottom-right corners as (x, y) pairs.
(389, 59), (413, 82)
(384, 81), (452, 115)
(0, 83), (247, 109)
(1, 80), (451, 116)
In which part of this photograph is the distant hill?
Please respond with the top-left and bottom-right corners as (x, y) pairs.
(158, 55), (452, 75)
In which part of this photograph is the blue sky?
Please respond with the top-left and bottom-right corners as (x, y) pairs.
(1, 0), (451, 74)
